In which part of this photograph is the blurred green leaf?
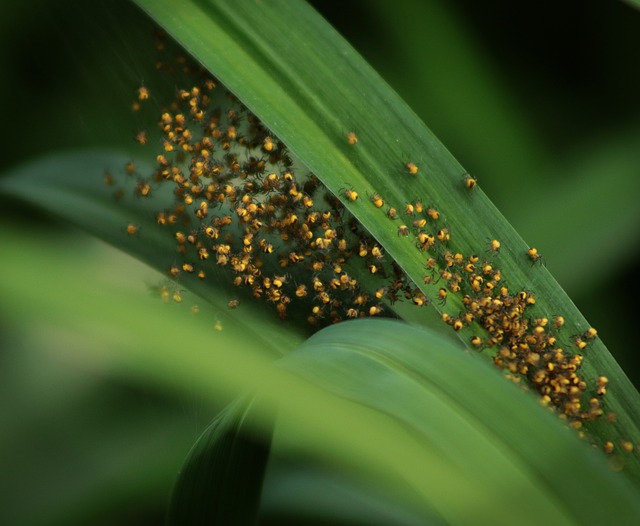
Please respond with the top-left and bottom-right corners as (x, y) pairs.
(506, 130), (640, 292)
(0, 150), (307, 357)
(0, 227), (290, 404)
(275, 319), (640, 525)
(168, 396), (273, 525)
(0, 234), (219, 526)
(261, 458), (440, 525)
(2, 225), (640, 524)
(623, 0), (640, 12)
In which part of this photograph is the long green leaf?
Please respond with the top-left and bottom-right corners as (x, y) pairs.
(261, 457), (440, 526)
(0, 150), (307, 357)
(506, 132), (640, 292)
(623, 0), (640, 12)
(132, 0), (640, 484)
(168, 396), (273, 526)
(276, 319), (640, 526)
(2, 228), (639, 525)
(0, 336), (200, 526)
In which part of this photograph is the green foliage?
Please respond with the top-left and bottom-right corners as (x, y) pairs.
(2, 229), (639, 523)
(168, 397), (273, 525)
(1, 0), (640, 524)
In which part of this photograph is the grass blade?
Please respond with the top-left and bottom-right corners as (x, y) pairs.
(2, 227), (638, 524)
(132, 0), (640, 484)
(0, 150), (307, 356)
(277, 318), (640, 525)
(261, 458), (440, 525)
(168, 396), (273, 525)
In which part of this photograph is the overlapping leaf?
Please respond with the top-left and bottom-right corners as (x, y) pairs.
(131, 0), (640, 483)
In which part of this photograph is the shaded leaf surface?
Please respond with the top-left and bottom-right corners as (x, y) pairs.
(168, 397), (274, 526)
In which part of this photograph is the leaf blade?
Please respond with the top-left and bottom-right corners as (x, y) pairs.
(132, 0), (640, 484)
(0, 149), (307, 356)
(2, 228), (638, 524)
(168, 396), (273, 526)
(278, 319), (640, 525)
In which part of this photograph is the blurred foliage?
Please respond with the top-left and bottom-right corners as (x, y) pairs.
(0, 234), (225, 526)
(1, 0), (639, 523)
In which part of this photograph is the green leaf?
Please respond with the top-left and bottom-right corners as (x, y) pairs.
(622, 0), (640, 12)
(505, 131), (640, 292)
(0, 150), (307, 357)
(261, 458), (440, 526)
(0, 335), (203, 526)
(131, 0), (640, 485)
(1, 228), (639, 524)
(168, 396), (273, 526)
(275, 319), (640, 526)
